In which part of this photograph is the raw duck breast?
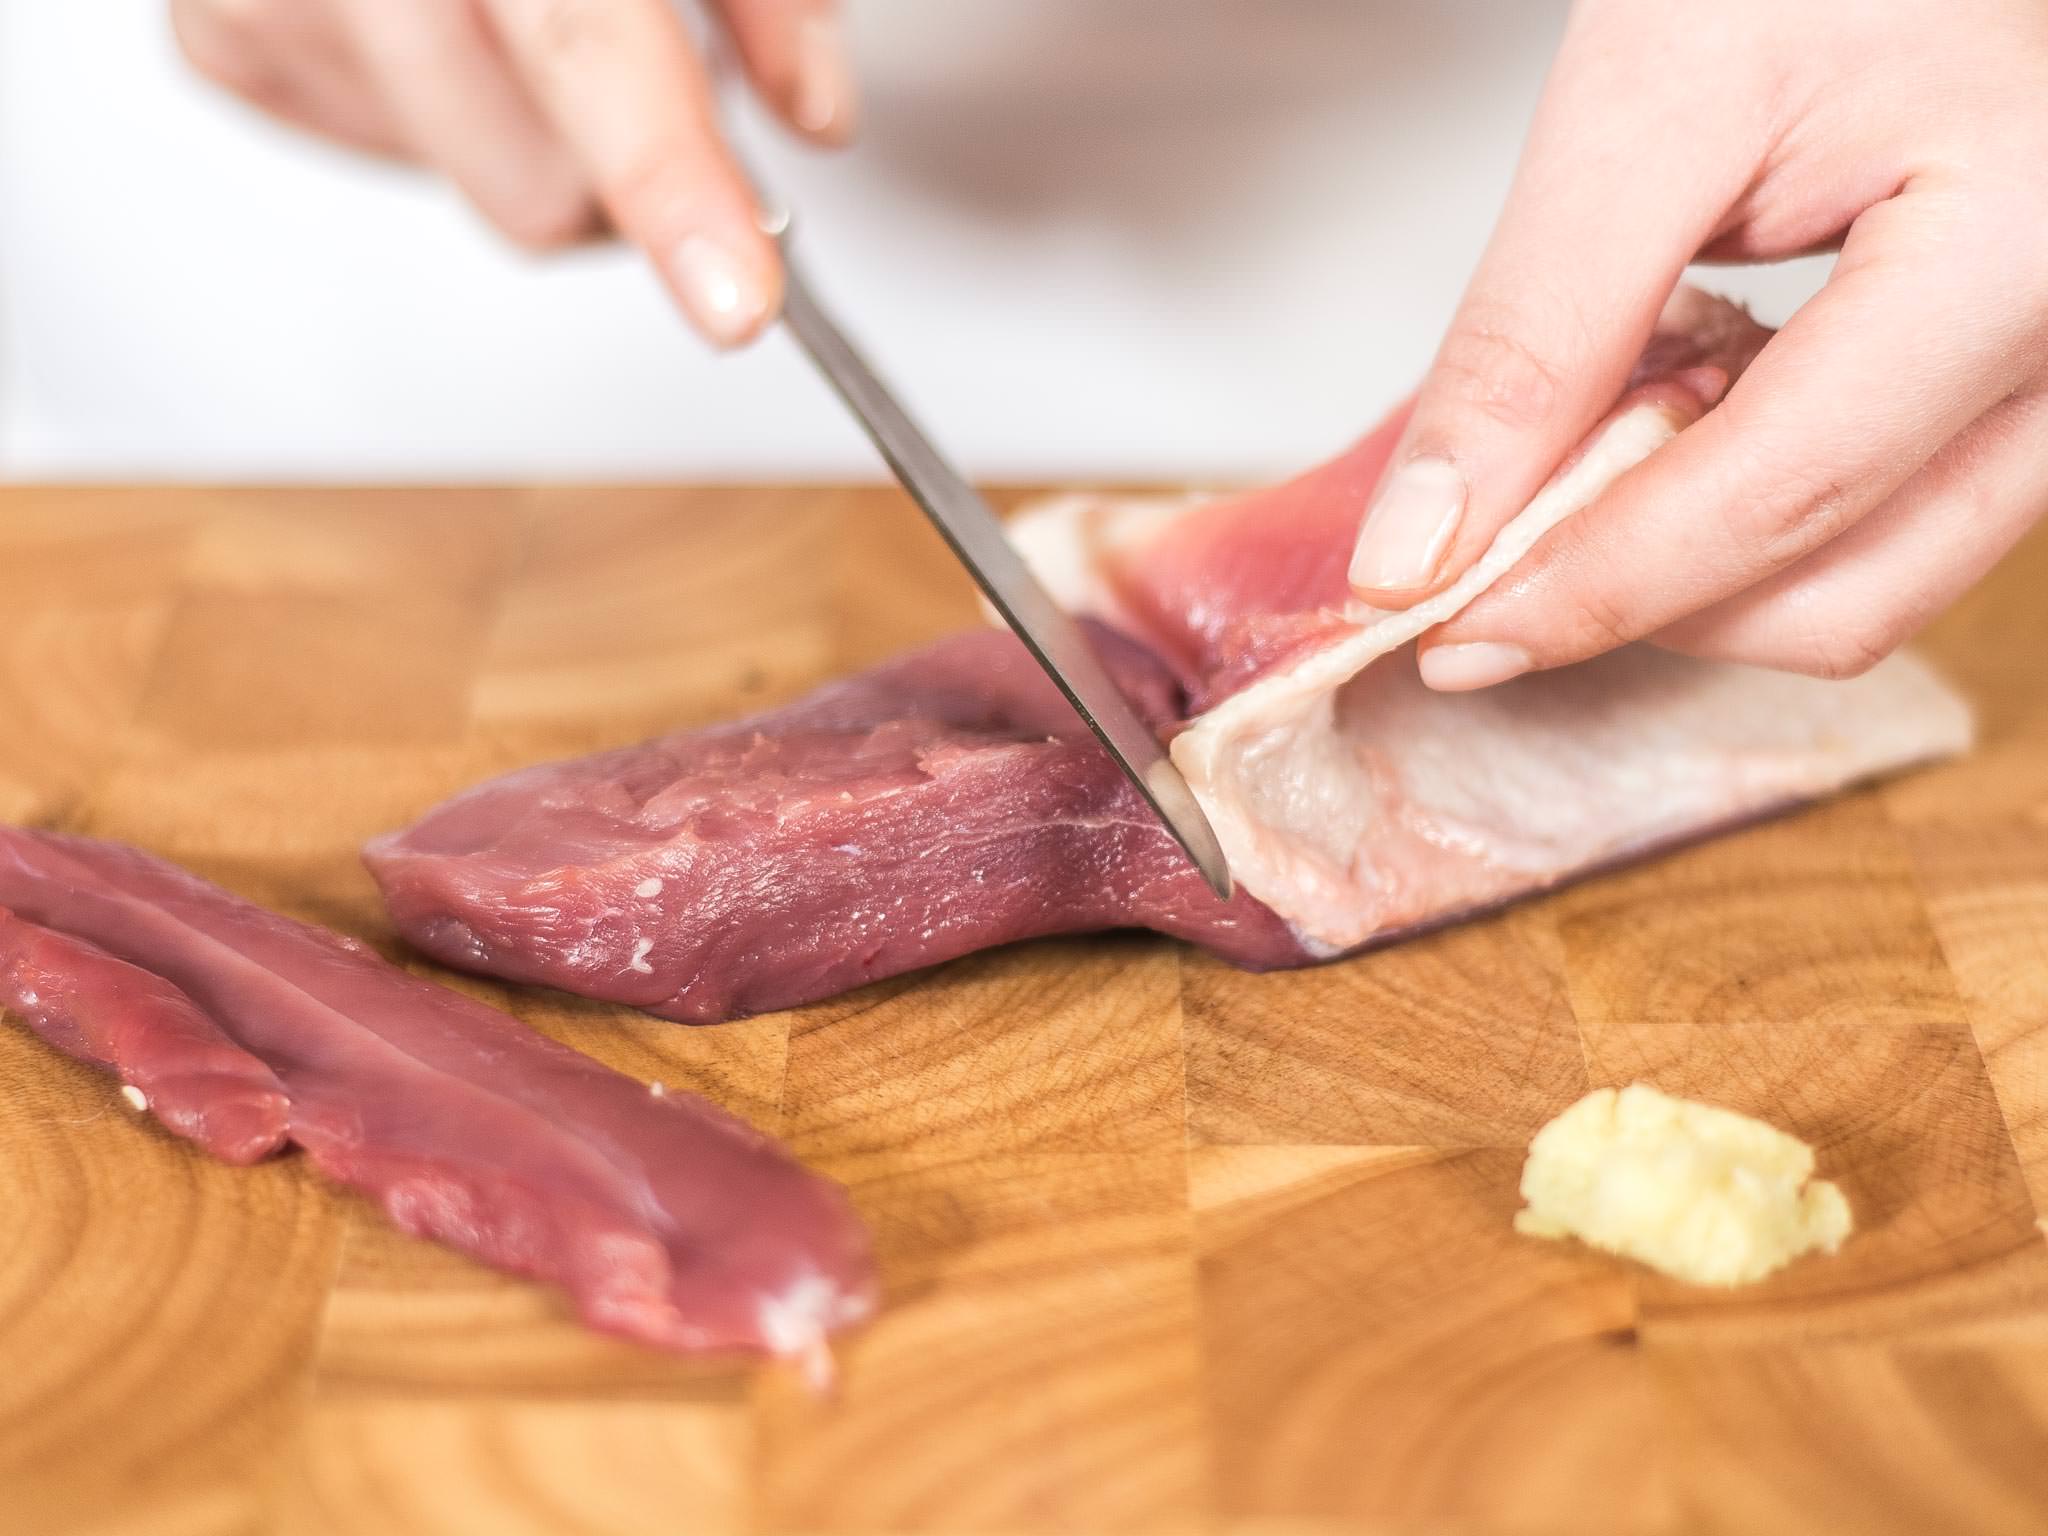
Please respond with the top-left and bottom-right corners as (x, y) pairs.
(0, 828), (875, 1375)
(367, 288), (1972, 1018)
(1005, 288), (1973, 951)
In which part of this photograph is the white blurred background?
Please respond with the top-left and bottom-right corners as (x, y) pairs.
(0, 0), (1831, 483)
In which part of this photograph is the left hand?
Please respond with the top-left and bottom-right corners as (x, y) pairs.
(1345, 0), (2048, 688)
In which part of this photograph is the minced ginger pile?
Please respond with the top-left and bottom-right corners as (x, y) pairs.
(1515, 1083), (1852, 1286)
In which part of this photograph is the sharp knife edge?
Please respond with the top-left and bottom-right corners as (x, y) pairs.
(771, 238), (1234, 901)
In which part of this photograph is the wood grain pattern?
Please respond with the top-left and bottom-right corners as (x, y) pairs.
(1, 488), (2046, 1535)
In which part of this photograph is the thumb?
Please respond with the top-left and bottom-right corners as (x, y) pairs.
(1347, 24), (1747, 606)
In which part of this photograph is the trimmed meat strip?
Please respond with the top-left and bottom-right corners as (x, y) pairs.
(0, 827), (876, 1374)
(0, 909), (289, 1165)
(368, 288), (1972, 1018)
(370, 626), (1305, 1022)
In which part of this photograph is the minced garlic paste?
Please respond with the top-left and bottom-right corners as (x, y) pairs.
(1515, 1083), (1851, 1286)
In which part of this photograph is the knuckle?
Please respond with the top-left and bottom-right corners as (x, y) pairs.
(1564, 581), (1642, 658)
(1726, 451), (1858, 565)
(2036, 214), (2048, 330)
(528, 0), (619, 59)
(1789, 608), (1901, 681)
(598, 141), (714, 240)
(602, 145), (670, 221)
(491, 185), (603, 250)
(204, 0), (288, 42)
(171, 0), (276, 96)
(1430, 308), (1573, 434)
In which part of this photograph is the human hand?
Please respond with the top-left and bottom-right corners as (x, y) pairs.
(171, 0), (857, 345)
(1346, 0), (2048, 688)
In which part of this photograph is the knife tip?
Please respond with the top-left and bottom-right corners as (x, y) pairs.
(1143, 757), (1234, 902)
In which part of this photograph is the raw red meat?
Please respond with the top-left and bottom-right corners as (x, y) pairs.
(370, 626), (1305, 1022)
(368, 288), (1972, 1019)
(0, 909), (289, 1165)
(0, 827), (875, 1373)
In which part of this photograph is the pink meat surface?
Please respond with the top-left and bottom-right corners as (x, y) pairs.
(369, 287), (1972, 1016)
(0, 827), (876, 1372)
(370, 626), (1305, 1023)
(0, 909), (289, 1165)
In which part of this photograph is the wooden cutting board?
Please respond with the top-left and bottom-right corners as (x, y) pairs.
(3, 488), (2046, 1536)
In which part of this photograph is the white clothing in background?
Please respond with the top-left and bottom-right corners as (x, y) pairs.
(0, 1), (1830, 481)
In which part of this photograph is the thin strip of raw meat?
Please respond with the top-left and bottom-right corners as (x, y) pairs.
(0, 908), (289, 1165)
(367, 287), (1973, 1019)
(0, 827), (875, 1373)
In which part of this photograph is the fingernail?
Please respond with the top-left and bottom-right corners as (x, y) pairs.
(667, 234), (772, 346)
(1348, 457), (1466, 593)
(1418, 641), (1531, 692)
(792, 14), (858, 142)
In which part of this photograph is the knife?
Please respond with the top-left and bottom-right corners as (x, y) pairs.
(762, 209), (1234, 901)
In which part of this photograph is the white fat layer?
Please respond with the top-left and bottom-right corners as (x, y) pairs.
(634, 877), (663, 898)
(997, 492), (1207, 635)
(1012, 407), (1974, 949)
(120, 1084), (149, 1112)
(1174, 406), (1689, 834)
(628, 937), (655, 975)
(757, 1271), (852, 1394)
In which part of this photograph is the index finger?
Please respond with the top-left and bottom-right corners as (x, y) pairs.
(1345, 7), (1755, 605)
(484, 0), (780, 345)
(1420, 183), (2043, 683)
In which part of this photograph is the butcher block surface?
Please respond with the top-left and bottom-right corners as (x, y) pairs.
(3, 487), (2047, 1536)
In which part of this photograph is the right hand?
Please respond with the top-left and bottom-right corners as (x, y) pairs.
(171, 0), (858, 346)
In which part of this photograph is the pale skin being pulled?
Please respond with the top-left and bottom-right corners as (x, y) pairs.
(175, 0), (2048, 685)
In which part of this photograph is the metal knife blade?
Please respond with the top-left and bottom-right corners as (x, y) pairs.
(766, 221), (1234, 901)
